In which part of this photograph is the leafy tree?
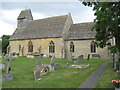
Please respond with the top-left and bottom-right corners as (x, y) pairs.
(81, 2), (120, 71)
(0, 40), (2, 54)
(2, 35), (11, 54)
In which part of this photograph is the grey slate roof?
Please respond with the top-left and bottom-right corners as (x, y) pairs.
(10, 15), (68, 40)
(66, 22), (96, 40)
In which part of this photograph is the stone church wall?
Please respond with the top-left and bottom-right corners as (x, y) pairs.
(9, 38), (63, 58)
(66, 39), (109, 60)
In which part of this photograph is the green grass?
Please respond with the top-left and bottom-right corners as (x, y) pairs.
(95, 63), (120, 88)
(2, 57), (111, 88)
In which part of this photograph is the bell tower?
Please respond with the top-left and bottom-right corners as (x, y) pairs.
(17, 9), (33, 29)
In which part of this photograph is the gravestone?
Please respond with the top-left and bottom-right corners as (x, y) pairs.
(2, 53), (15, 82)
(0, 63), (5, 71)
(77, 55), (83, 62)
(50, 55), (55, 72)
(69, 64), (90, 69)
(34, 64), (49, 80)
(54, 63), (59, 70)
(92, 54), (100, 59)
(74, 55), (83, 64)
(35, 60), (42, 66)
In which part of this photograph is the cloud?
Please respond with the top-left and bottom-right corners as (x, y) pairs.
(32, 12), (47, 20)
(0, 20), (15, 37)
(0, 9), (47, 37)
(0, 9), (22, 24)
(0, 4), (95, 37)
(72, 7), (96, 23)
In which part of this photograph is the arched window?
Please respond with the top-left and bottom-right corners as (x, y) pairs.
(70, 42), (74, 52)
(91, 41), (96, 53)
(49, 41), (55, 53)
(28, 41), (33, 52)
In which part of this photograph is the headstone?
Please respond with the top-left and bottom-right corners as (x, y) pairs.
(92, 54), (100, 59)
(2, 73), (14, 82)
(34, 65), (42, 80)
(73, 55), (83, 64)
(69, 64), (90, 69)
(54, 63), (59, 70)
(2, 53), (15, 82)
(0, 63), (5, 71)
(6, 53), (15, 74)
(50, 55), (55, 72)
(87, 54), (90, 60)
(77, 55), (83, 62)
(34, 64), (49, 80)
(35, 60), (42, 66)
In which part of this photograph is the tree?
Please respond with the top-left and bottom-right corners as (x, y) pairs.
(2, 35), (11, 54)
(81, 2), (120, 71)
(0, 40), (2, 54)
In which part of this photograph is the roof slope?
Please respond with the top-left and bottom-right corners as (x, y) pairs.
(66, 22), (96, 40)
(10, 15), (68, 40)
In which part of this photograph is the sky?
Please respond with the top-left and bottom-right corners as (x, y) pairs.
(0, 2), (96, 37)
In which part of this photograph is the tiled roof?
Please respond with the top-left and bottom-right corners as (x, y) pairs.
(66, 22), (96, 40)
(10, 15), (68, 40)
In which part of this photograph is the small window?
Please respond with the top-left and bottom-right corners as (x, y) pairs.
(28, 41), (33, 52)
(91, 41), (96, 53)
(49, 41), (55, 53)
(70, 42), (74, 52)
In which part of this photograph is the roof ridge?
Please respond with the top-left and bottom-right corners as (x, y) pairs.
(33, 14), (69, 21)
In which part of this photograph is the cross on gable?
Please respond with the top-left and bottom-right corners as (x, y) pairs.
(5, 53), (15, 74)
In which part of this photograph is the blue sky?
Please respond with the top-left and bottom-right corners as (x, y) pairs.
(0, 2), (95, 37)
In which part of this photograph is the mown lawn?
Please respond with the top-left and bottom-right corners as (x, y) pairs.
(95, 62), (120, 88)
(2, 57), (111, 88)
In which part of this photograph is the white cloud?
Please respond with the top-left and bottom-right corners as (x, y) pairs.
(0, 9), (47, 37)
(0, 9), (22, 24)
(72, 7), (96, 23)
(0, 20), (15, 37)
(32, 12), (48, 20)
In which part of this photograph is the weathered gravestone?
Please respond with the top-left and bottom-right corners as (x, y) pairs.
(77, 55), (83, 62)
(73, 55), (83, 64)
(34, 64), (42, 80)
(0, 63), (5, 72)
(54, 63), (59, 70)
(2, 53), (15, 82)
(50, 55), (55, 72)
(34, 60), (49, 80)
(35, 60), (42, 66)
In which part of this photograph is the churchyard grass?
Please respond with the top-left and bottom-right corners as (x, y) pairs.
(2, 57), (111, 88)
(95, 63), (119, 88)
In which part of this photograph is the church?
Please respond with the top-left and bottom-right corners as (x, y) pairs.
(8, 9), (112, 59)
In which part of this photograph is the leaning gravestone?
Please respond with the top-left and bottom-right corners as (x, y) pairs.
(34, 64), (42, 80)
(2, 53), (15, 82)
(34, 60), (42, 80)
(34, 64), (49, 80)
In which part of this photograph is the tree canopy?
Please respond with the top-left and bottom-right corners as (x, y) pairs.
(82, 2), (120, 52)
(81, 2), (120, 71)
(2, 35), (11, 54)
